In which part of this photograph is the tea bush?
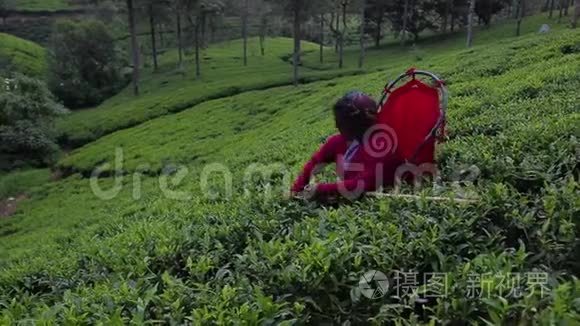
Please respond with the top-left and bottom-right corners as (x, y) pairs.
(0, 33), (46, 78)
(0, 25), (578, 325)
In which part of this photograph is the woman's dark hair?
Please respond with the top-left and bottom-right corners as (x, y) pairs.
(333, 91), (377, 140)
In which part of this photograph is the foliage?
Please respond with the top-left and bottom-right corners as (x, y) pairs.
(0, 25), (578, 324)
(475, 0), (511, 25)
(54, 37), (361, 147)
(386, 0), (438, 40)
(0, 74), (67, 169)
(55, 12), (565, 148)
(48, 19), (127, 109)
(0, 169), (50, 198)
(11, 0), (76, 11)
(0, 33), (47, 78)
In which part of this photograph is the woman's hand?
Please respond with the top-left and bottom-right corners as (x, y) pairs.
(291, 184), (318, 201)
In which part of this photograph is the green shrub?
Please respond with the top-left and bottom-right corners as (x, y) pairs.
(0, 74), (67, 169)
(48, 20), (127, 109)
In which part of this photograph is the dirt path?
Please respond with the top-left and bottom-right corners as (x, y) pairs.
(0, 194), (27, 218)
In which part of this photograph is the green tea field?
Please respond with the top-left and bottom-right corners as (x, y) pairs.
(0, 12), (579, 325)
(0, 33), (46, 78)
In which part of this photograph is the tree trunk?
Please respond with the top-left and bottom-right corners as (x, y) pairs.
(339, 1), (347, 68)
(466, 0), (475, 47)
(201, 13), (206, 48)
(177, 11), (183, 69)
(319, 13), (324, 64)
(564, 0), (569, 15)
(158, 22), (164, 48)
(442, 0), (451, 32)
(149, 4), (158, 72)
(451, 12), (455, 31)
(573, 0), (580, 27)
(195, 17), (201, 78)
(542, 0), (550, 11)
(335, 9), (340, 53)
(259, 15), (267, 56)
(358, 0), (366, 69)
(558, 0), (564, 21)
(401, 0), (409, 45)
(242, 0), (248, 66)
(293, 0), (301, 86)
(127, 0), (139, 96)
(516, 0), (525, 36)
(375, 17), (382, 47)
(549, 0), (555, 17)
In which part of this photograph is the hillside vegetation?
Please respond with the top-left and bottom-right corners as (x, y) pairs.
(54, 14), (565, 148)
(0, 33), (46, 77)
(55, 37), (362, 147)
(13, 0), (77, 11)
(0, 19), (578, 324)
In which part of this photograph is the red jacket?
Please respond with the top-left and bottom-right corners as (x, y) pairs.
(291, 133), (401, 198)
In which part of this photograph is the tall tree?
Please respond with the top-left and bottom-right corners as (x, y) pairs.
(335, 5), (340, 52)
(273, 0), (316, 84)
(442, 0), (452, 32)
(466, 0), (475, 47)
(319, 13), (325, 63)
(313, 0), (332, 63)
(126, 0), (140, 95)
(359, 0), (366, 68)
(365, 0), (389, 47)
(148, 2), (159, 71)
(549, 0), (555, 17)
(242, 0), (249, 66)
(0, 0), (15, 25)
(49, 20), (125, 109)
(475, 0), (511, 26)
(292, 0), (302, 85)
(174, 1), (184, 70)
(573, 0), (579, 27)
(326, 0), (350, 68)
(186, 10), (202, 78)
(516, 0), (525, 35)
(257, 1), (272, 56)
(401, 0), (410, 45)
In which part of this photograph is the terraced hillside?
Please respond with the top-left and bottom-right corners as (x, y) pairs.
(1, 21), (579, 325)
(55, 14), (569, 148)
(13, 0), (79, 12)
(0, 33), (46, 77)
(55, 37), (362, 147)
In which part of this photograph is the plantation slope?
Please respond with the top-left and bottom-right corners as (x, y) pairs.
(13, 0), (79, 11)
(302, 13), (571, 70)
(55, 12), (564, 148)
(0, 169), (51, 199)
(0, 33), (46, 77)
(59, 30), (580, 178)
(0, 30), (579, 324)
(55, 37), (361, 147)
